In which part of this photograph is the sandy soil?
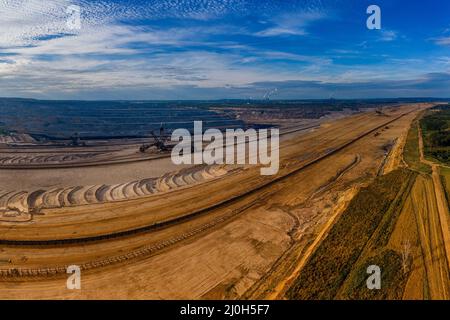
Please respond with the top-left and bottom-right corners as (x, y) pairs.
(389, 196), (426, 300)
(409, 175), (450, 299)
(382, 124), (409, 174)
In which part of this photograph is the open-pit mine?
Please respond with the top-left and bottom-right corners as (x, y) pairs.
(0, 100), (448, 300)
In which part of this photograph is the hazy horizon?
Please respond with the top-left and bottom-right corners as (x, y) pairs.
(1, 96), (449, 102)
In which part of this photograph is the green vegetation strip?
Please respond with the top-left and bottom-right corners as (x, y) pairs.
(337, 170), (417, 299)
(370, 170), (417, 249)
(420, 104), (450, 165)
(337, 249), (409, 300)
(286, 169), (415, 300)
(404, 121), (431, 174)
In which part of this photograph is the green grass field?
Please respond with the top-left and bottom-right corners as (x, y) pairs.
(420, 106), (450, 165)
(286, 169), (416, 299)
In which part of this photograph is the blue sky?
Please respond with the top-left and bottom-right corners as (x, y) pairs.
(0, 0), (450, 99)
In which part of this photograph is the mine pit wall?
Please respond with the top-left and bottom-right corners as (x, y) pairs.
(0, 165), (235, 220)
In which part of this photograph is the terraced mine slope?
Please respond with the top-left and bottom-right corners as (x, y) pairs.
(0, 165), (233, 222)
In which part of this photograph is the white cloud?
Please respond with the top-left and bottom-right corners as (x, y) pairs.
(0, 0), (445, 99)
(0, 0), (78, 47)
(434, 36), (450, 46)
(0, 0), (334, 97)
(0, 0), (245, 48)
(378, 30), (398, 42)
(256, 27), (307, 37)
(255, 11), (325, 37)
